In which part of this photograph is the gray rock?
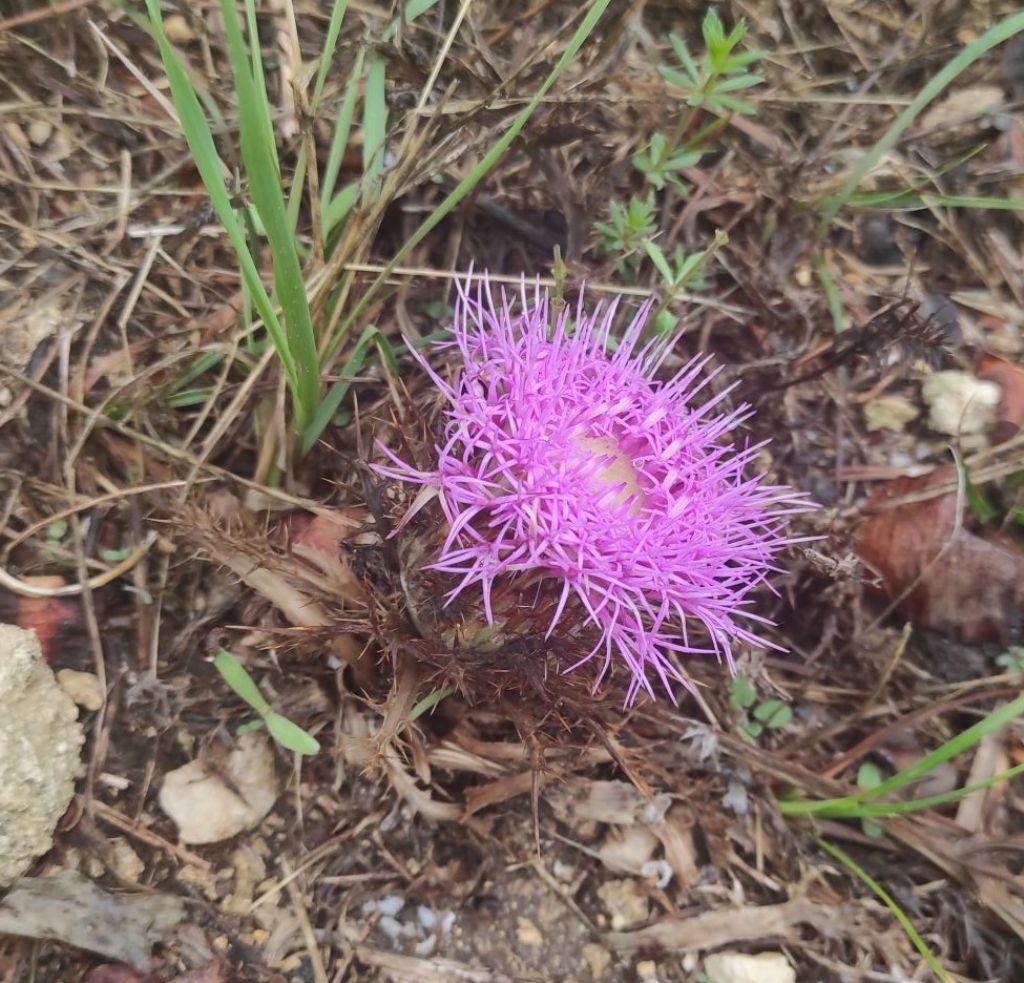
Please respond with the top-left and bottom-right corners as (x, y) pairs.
(0, 624), (84, 886)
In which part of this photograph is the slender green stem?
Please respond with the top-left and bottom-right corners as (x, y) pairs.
(817, 838), (952, 983)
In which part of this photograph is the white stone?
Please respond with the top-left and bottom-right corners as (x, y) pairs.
(703, 950), (796, 983)
(596, 878), (649, 931)
(921, 371), (1000, 436)
(56, 668), (104, 711)
(158, 732), (278, 844)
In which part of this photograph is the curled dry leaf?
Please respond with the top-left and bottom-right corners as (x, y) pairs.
(598, 825), (660, 877)
(604, 898), (841, 953)
(856, 467), (1024, 643)
(4, 579), (83, 664)
(917, 84), (1004, 131)
(546, 779), (671, 828)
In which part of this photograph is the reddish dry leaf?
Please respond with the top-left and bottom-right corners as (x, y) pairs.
(856, 467), (1024, 642)
(977, 354), (1024, 440)
(10, 579), (82, 663)
(85, 961), (225, 983)
(168, 963), (227, 983)
(85, 966), (146, 983)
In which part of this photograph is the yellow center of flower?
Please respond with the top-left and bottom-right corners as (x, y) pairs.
(573, 434), (645, 516)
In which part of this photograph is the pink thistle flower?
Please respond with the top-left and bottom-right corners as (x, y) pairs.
(378, 277), (811, 704)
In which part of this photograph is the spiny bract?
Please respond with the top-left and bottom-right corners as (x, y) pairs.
(378, 277), (810, 704)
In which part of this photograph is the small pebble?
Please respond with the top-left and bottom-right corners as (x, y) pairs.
(56, 668), (104, 711)
(516, 916), (543, 947)
(416, 905), (437, 930)
(583, 943), (611, 978)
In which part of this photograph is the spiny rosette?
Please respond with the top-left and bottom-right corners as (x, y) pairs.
(376, 277), (811, 704)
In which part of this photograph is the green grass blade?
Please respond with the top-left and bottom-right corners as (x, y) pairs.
(844, 762), (1024, 818)
(817, 838), (952, 983)
(333, 0), (614, 348)
(220, 0), (321, 431)
(362, 54), (389, 202)
(243, 0), (277, 161)
(170, 351), (224, 393)
(811, 251), (845, 332)
(858, 691), (1024, 804)
(300, 324), (396, 453)
(321, 47), (365, 224)
(818, 10), (1024, 230)
(781, 691), (1024, 818)
(846, 191), (1024, 211)
(286, 0), (350, 231)
(323, 181), (359, 236)
(312, 0), (349, 110)
(144, 0), (297, 390)
(381, 0), (442, 42)
(409, 685), (456, 722)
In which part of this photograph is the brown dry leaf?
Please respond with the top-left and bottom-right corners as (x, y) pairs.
(8, 580), (82, 663)
(545, 778), (671, 828)
(85, 966), (146, 983)
(604, 898), (841, 953)
(0, 870), (185, 970)
(189, 508), (364, 667)
(354, 945), (515, 982)
(650, 806), (700, 889)
(463, 770), (543, 817)
(167, 964), (227, 983)
(856, 467), (1024, 642)
(0, 298), (61, 371)
(917, 84), (1004, 131)
(977, 354), (1024, 440)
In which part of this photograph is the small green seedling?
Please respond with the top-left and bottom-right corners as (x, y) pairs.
(632, 132), (702, 193)
(47, 519), (69, 541)
(659, 10), (764, 118)
(730, 676), (793, 741)
(996, 646), (1024, 676)
(213, 650), (320, 756)
(409, 685), (456, 722)
(594, 195), (658, 274)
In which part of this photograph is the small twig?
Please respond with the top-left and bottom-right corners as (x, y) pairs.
(92, 799), (212, 870)
(282, 858), (329, 983)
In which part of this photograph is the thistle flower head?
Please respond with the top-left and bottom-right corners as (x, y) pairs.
(378, 277), (810, 704)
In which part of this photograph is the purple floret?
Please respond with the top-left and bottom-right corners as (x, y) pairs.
(378, 276), (811, 703)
